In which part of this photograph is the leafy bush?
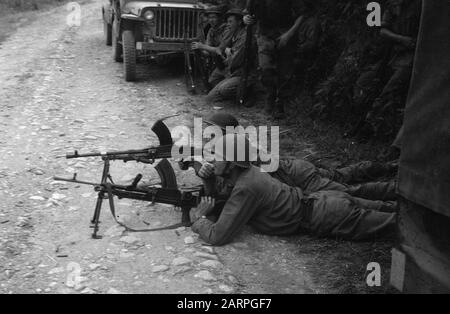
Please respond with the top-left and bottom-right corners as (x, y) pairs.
(297, 0), (407, 141)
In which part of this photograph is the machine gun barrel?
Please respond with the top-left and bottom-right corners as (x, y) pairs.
(65, 145), (174, 159)
(64, 145), (200, 161)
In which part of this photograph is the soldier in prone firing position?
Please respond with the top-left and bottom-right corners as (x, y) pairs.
(189, 133), (397, 246)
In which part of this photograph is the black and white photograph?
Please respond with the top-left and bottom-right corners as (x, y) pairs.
(0, 0), (448, 298)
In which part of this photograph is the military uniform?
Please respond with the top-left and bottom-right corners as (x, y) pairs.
(207, 27), (252, 101)
(365, 0), (422, 134)
(273, 159), (397, 203)
(253, 0), (301, 115)
(205, 23), (230, 87)
(206, 23), (229, 48)
(192, 166), (396, 245)
(316, 160), (397, 184)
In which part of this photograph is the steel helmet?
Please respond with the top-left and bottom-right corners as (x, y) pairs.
(212, 133), (258, 169)
(204, 113), (240, 131)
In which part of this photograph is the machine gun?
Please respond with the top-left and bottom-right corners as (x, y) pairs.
(54, 118), (205, 239)
(63, 118), (173, 162)
(62, 118), (199, 164)
(54, 164), (205, 239)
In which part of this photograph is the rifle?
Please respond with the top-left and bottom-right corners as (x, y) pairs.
(194, 50), (212, 92)
(184, 32), (196, 94)
(236, 0), (256, 107)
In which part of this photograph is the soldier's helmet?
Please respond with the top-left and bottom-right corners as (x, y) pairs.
(212, 133), (258, 169)
(224, 8), (244, 19)
(204, 113), (240, 131)
(205, 6), (223, 16)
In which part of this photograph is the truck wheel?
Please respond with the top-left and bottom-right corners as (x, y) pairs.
(122, 29), (137, 82)
(104, 19), (112, 46)
(112, 19), (123, 62)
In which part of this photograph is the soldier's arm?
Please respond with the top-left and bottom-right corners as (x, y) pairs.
(193, 42), (223, 56)
(191, 187), (259, 246)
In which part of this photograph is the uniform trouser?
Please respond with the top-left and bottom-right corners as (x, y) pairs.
(304, 191), (397, 241)
(277, 159), (397, 205)
(256, 28), (296, 106)
(206, 75), (241, 102)
(345, 181), (397, 202)
(317, 160), (396, 184)
(208, 67), (227, 89)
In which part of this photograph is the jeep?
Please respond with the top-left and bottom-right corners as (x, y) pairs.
(102, 0), (206, 84)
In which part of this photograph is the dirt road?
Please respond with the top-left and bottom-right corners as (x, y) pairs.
(0, 0), (394, 295)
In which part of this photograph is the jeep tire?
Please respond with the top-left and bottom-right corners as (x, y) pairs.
(112, 18), (123, 62)
(122, 29), (137, 82)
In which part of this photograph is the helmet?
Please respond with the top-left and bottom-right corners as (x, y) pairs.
(212, 133), (258, 169)
(204, 113), (240, 131)
(224, 8), (244, 19)
(205, 6), (223, 15)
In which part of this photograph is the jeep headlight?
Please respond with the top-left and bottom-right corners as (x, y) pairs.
(143, 10), (155, 21)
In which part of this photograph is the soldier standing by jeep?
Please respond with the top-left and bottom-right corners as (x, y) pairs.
(244, 0), (305, 119)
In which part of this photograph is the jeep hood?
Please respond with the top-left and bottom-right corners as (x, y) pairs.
(122, 1), (205, 16)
